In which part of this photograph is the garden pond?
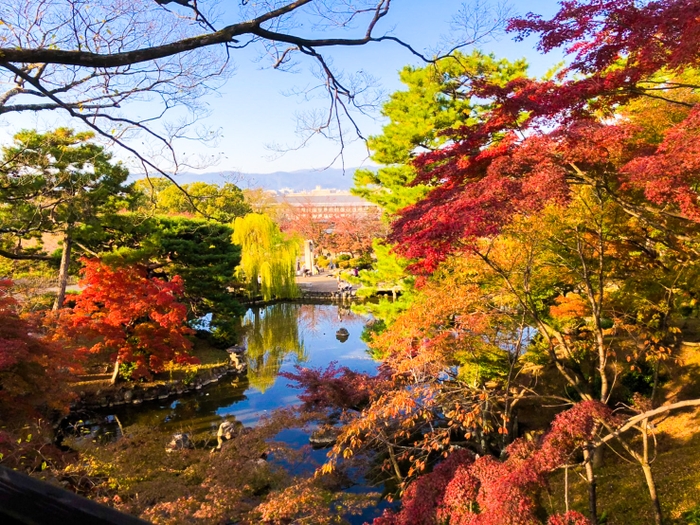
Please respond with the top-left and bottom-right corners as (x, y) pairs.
(71, 302), (388, 524)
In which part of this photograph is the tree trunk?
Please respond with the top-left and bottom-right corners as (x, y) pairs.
(641, 462), (663, 525)
(593, 445), (605, 469)
(650, 359), (661, 407)
(110, 358), (120, 385)
(52, 230), (73, 310)
(564, 465), (570, 513)
(642, 420), (663, 525)
(583, 446), (598, 525)
(615, 432), (663, 525)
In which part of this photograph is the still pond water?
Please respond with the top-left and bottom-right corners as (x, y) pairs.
(89, 302), (387, 523)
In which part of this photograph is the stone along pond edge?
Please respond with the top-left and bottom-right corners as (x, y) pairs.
(71, 346), (247, 410)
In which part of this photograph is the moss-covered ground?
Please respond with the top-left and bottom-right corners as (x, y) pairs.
(71, 336), (231, 395)
(545, 342), (700, 524)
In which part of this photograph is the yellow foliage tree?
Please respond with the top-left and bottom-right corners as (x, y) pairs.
(232, 213), (299, 301)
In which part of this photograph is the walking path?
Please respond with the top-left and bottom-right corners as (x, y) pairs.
(295, 271), (356, 294)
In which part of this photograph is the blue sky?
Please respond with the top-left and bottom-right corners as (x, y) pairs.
(1, 1), (567, 176)
(202, 0), (565, 174)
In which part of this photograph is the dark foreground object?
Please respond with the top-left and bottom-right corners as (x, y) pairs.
(0, 466), (149, 525)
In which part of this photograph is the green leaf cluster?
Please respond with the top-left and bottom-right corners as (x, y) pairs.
(78, 213), (243, 343)
(351, 52), (529, 328)
(232, 213), (299, 302)
(134, 178), (251, 223)
(0, 128), (134, 260)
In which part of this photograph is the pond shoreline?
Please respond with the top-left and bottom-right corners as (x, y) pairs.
(61, 302), (386, 525)
(239, 292), (363, 307)
(71, 361), (247, 411)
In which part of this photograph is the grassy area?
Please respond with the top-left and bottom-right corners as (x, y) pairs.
(545, 407), (700, 524)
(71, 336), (232, 395)
(544, 342), (700, 524)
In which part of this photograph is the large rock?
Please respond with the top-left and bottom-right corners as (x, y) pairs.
(226, 345), (247, 371)
(216, 420), (242, 450)
(166, 432), (194, 453)
(335, 328), (349, 343)
(309, 426), (341, 448)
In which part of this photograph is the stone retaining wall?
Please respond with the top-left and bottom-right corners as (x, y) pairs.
(299, 290), (361, 300)
(73, 362), (246, 410)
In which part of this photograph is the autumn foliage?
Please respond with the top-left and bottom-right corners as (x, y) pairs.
(0, 279), (76, 469)
(281, 205), (386, 256)
(54, 259), (196, 381)
(0, 279), (74, 420)
(2, 0), (700, 523)
(281, 361), (381, 412)
(315, 2), (700, 523)
(389, 0), (700, 273)
(373, 402), (612, 525)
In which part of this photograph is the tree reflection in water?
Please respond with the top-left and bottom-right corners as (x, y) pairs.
(243, 303), (308, 392)
(243, 303), (366, 392)
(297, 303), (361, 332)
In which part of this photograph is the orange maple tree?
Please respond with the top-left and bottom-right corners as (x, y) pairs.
(55, 259), (197, 382)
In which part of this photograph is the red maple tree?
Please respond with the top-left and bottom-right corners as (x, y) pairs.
(282, 204), (386, 256)
(281, 361), (382, 412)
(280, 203), (330, 249)
(372, 401), (612, 525)
(329, 208), (387, 256)
(389, 0), (700, 272)
(55, 259), (197, 382)
(0, 279), (76, 470)
(0, 278), (75, 419)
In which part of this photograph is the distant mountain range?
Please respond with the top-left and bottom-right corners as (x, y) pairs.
(166, 167), (368, 192)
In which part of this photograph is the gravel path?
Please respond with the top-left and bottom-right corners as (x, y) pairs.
(295, 271), (356, 293)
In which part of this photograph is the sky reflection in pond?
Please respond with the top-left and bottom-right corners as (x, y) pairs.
(87, 303), (386, 524)
(99, 302), (376, 433)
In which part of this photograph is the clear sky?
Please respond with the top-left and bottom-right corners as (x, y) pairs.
(200, 0), (565, 174)
(1, 0), (567, 176)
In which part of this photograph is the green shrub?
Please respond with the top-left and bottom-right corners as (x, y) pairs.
(348, 255), (373, 270)
(684, 503), (700, 524)
(119, 361), (139, 381)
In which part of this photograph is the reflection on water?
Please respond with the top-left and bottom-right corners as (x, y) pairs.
(243, 303), (367, 392)
(79, 303), (383, 524)
(244, 303), (307, 392)
(90, 303), (375, 436)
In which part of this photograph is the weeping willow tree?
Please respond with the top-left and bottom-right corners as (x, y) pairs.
(232, 213), (300, 301)
(243, 304), (307, 392)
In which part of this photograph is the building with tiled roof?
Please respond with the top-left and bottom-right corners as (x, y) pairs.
(277, 186), (378, 220)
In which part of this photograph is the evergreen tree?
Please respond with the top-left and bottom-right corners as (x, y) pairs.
(351, 52), (529, 325)
(0, 128), (133, 309)
(79, 214), (243, 344)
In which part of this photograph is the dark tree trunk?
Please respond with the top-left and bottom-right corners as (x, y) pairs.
(593, 445), (605, 469)
(583, 446), (598, 525)
(52, 230), (73, 310)
(650, 359), (661, 407)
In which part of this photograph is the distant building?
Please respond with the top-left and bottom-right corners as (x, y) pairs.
(276, 186), (378, 221)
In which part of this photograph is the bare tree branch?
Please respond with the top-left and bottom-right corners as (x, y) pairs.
(0, 0), (510, 196)
(598, 399), (700, 446)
